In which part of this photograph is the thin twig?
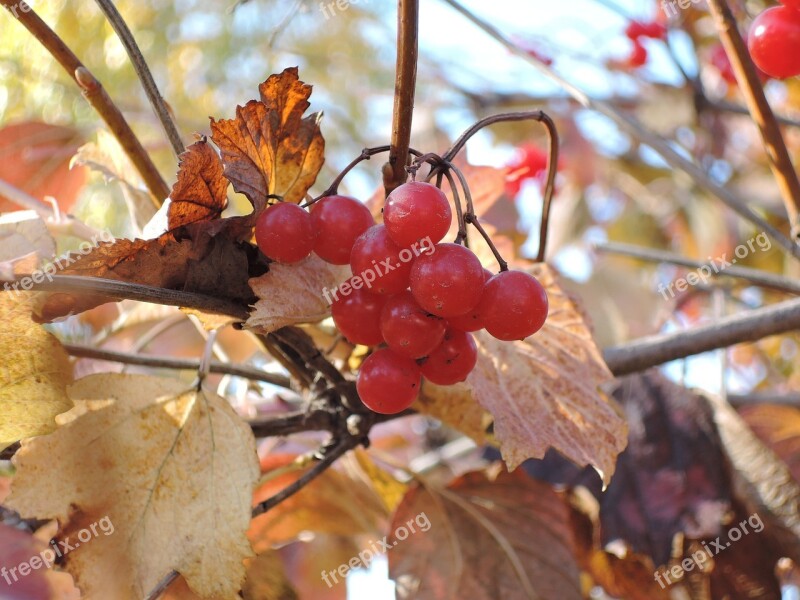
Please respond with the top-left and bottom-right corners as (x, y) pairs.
(383, 0), (419, 195)
(0, 0), (168, 205)
(62, 343), (292, 388)
(439, 0), (800, 261)
(251, 438), (356, 517)
(595, 241), (800, 295)
(706, 0), (800, 238)
(93, 0), (184, 157)
(15, 275), (250, 321)
(442, 111), (558, 263)
(603, 296), (800, 375)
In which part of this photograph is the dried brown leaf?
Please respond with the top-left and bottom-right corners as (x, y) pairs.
(389, 467), (582, 600)
(210, 68), (324, 206)
(466, 264), (627, 483)
(168, 138), (229, 230)
(245, 254), (348, 334)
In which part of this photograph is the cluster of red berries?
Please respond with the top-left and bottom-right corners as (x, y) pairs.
(623, 20), (666, 69)
(748, 1), (800, 79)
(254, 181), (549, 415)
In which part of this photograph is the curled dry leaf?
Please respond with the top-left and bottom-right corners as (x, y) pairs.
(389, 467), (582, 600)
(210, 67), (325, 207)
(246, 253), (349, 334)
(33, 221), (267, 323)
(7, 374), (260, 600)
(168, 138), (229, 230)
(0, 293), (72, 450)
(466, 264), (627, 483)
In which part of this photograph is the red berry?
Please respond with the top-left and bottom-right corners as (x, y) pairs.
(627, 41), (648, 68)
(255, 203), (315, 263)
(625, 20), (666, 41)
(420, 329), (478, 386)
(448, 269), (493, 332)
(311, 195), (374, 265)
(780, 0), (800, 12)
(383, 181), (452, 247)
(748, 6), (800, 79)
(710, 42), (769, 84)
(478, 271), (548, 341)
(380, 291), (446, 358)
(409, 243), (485, 318)
(505, 144), (549, 197)
(350, 225), (414, 295)
(357, 349), (421, 414)
(331, 281), (388, 346)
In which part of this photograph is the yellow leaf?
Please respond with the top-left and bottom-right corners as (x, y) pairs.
(0, 293), (72, 450)
(7, 373), (259, 599)
(210, 67), (325, 206)
(414, 380), (491, 445)
(246, 254), (349, 334)
(466, 264), (627, 484)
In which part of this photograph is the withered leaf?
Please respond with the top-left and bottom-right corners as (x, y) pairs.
(210, 67), (325, 207)
(7, 374), (260, 599)
(389, 468), (582, 600)
(168, 138), (229, 230)
(34, 221), (267, 323)
(246, 254), (349, 334)
(466, 264), (627, 483)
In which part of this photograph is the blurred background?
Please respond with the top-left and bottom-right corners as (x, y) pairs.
(3, 1), (800, 597)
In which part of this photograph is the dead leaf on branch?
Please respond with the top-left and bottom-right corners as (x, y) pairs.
(34, 220), (268, 323)
(7, 373), (260, 600)
(389, 467), (583, 600)
(466, 263), (627, 483)
(246, 253), (349, 334)
(0, 293), (72, 450)
(168, 138), (229, 230)
(211, 67), (325, 207)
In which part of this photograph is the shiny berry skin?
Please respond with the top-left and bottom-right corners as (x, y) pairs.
(357, 349), (421, 414)
(310, 195), (374, 265)
(350, 225), (414, 295)
(780, 0), (800, 12)
(625, 20), (666, 40)
(420, 329), (478, 386)
(331, 282), (388, 346)
(383, 181), (452, 247)
(255, 203), (315, 263)
(627, 41), (648, 68)
(380, 291), (447, 358)
(748, 6), (800, 79)
(477, 271), (548, 341)
(410, 243), (485, 318)
(448, 269), (493, 332)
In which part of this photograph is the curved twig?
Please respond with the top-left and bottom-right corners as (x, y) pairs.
(441, 110), (559, 262)
(93, 0), (184, 157)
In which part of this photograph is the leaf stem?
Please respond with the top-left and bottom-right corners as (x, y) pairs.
(0, 1), (169, 205)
